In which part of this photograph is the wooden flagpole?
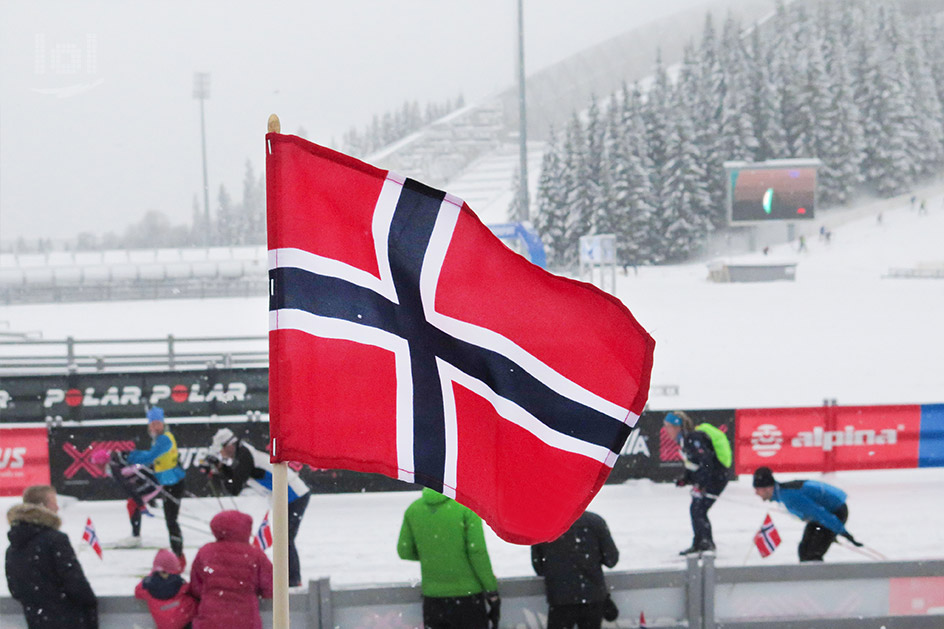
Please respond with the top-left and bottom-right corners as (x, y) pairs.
(267, 113), (291, 629)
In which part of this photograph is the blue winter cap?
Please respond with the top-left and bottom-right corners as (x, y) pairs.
(146, 406), (165, 422)
(664, 412), (682, 426)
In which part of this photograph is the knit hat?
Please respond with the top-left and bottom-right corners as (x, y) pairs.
(664, 412), (682, 426)
(210, 427), (238, 455)
(753, 466), (775, 488)
(152, 548), (183, 574)
(90, 449), (111, 466)
(146, 406), (165, 423)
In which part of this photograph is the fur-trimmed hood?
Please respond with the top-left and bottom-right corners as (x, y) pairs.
(6, 503), (61, 548)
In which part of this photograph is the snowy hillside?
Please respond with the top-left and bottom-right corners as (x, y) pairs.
(2, 182), (942, 410)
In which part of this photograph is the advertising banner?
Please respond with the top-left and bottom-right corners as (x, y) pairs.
(0, 368), (268, 423)
(610, 409), (736, 483)
(918, 404), (944, 468)
(735, 405), (921, 474)
(48, 420), (407, 501)
(0, 427), (50, 496)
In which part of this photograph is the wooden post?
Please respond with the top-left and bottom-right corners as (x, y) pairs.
(267, 112), (290, 629)
(272, 461), (289, 628)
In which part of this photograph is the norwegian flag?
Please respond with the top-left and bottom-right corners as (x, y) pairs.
(266, 135), (655, 545)
(82, 517), (103, 559)
(754, 513), (782, 558)
(253, 511), (273, 551)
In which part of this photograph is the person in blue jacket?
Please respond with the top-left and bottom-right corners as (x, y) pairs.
(753, 467), (864, 561)
(127, 406), (187, 567)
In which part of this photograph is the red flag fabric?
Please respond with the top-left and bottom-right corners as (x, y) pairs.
(639, 611), (647, 628)
(266, 134), (655, 544)
(252, 511), (273, 551)
(754, 513), (782, 558)
(82, 517), (103, 559)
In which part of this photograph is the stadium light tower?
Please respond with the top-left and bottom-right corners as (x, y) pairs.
(193, 72), (211, 245)
(516, 0), (529, 222)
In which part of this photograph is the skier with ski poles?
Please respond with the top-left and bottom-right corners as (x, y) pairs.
(203, 428), (311, 587)
(90, 447), (162, 548)
(752, 467), (865, 562)
(664, 411), (732, 555)
(126, 406), (187, 570)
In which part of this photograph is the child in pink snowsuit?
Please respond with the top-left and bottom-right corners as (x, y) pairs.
(135, 548), (197, 629)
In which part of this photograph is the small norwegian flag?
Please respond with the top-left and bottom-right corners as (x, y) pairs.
(252, 511), (273, 551)
(639, 611), (647, 627)
(754, 513), (781, 558)
(82, 517), (103, 559)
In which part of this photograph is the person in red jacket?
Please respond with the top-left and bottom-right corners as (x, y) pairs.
(189, 510), (273, 629)
(134, 548), (197, 629)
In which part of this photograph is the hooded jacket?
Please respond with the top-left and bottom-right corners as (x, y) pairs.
(397, 488), (498, 598)
(5, 503), (98, 629)
(531, 511), (619, 606)
(134, 572), (197, 629)
(189, 510), (273, 629)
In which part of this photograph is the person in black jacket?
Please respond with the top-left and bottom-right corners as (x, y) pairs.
(665, 411), (729, 555)
(531, 511), (619, 629)
(5, 485), (98, 629)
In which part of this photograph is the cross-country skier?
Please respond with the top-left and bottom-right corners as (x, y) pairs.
(126, 406), (187, 567)
(664, 411), (731, 555)
(90, 448), (162, 548)
(202, 428), (311, 587)
(753, 467), (864, 562)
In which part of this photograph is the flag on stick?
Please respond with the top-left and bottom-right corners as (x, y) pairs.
(82, 517), (103, 559)
(253, 511), (273, 551)
(754, 513), (781, 558)
(266, 134), (655, 545)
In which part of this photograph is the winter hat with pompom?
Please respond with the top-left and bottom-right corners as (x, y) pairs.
(152, 548), (183, 574)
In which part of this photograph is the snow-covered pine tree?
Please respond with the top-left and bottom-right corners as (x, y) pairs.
(241, 160), (265, 244)
(643, 53), (680, 263)
(692, 15), (728, 225)
(585, 94), (608, 230)
(619, 84), (659, 265)
(595, 97), (622, 240)
(903, 29), (944, 179)
(560, 113), (595, 268)
(716, 15), (758, 215)
(533, 127), (570, 268)
(818, 30), (864, 206)
(854, 4), (914, 196)
(661, 90), (712, 261)
(746, 24), (788, 162)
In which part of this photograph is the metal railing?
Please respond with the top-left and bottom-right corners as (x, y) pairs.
(0, 335), (268, 375)
(4, 557), (941, 628)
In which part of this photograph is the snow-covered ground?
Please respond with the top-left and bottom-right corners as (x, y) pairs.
(2, 467), (942, 596)
(2, 187), (943, 595)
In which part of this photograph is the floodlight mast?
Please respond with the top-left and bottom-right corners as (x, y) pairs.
(194, 72), (211, 245)
(516, 0), (530, 222)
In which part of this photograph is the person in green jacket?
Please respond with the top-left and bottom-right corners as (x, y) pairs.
(398, 488), (501, 628)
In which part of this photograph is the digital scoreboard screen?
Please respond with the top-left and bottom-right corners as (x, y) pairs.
(728, 165), (817, 223)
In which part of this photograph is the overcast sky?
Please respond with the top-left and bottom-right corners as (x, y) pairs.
(0, 0), (711, 242)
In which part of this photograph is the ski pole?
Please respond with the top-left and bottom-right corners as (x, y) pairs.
(202, 473), (227, 511)
(835, 537), (886, 560)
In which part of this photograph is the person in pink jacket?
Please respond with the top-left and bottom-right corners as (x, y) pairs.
(134, 548), (197, 629)
(189, 510), (273, 629)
